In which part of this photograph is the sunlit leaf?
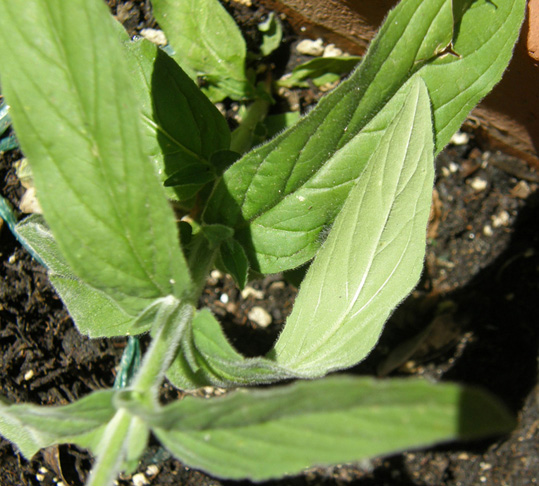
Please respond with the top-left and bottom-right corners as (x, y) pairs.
(272, 77), (434, 375)
(0, 0), (192, 319)
(204, 0), (525, 274)
(151, 0), (255, 101)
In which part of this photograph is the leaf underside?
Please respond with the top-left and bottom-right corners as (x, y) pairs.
(272, 76), (435, 376)
(151, 376), (515, 481)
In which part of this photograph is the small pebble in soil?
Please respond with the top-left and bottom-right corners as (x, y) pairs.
(448, 161), (460, 173)
(132, 472), (150, 486)
(145, 464), (159, 478)
(140, 28), (167, 46)
(323, 44), (343, 57)
(511, 180), (533, 198)
(219, 293), (229, 304)
(492, 209), (510, 227)
(241, 286), (264, 299)
(248, 306), (272, 328)
(450, 131), (470, 145)
(296, 38), (325, 56)
(468, 176), (488, 192)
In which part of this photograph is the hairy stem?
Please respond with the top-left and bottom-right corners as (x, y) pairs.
(132, 297), (194, 402)
(86, 409), (131, 486)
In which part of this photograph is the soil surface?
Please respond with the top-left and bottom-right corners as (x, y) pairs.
(1, 1), (538, 485)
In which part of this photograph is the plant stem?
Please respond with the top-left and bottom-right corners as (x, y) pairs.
(132, 297), (194, 402)
(86, 409), (131, 486)
(88, 298), (195, 486)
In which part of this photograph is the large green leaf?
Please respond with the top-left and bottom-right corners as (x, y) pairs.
(203, 0), (525, 274)
(148, 376), (515, 480)
(151, 0), (255, 101)
(168, 76), (431, 388)
(119, 31), (230, 200)
(0, 0), (192, 316)
(271, 77), (434, 375)
(0, 390), (115, 459)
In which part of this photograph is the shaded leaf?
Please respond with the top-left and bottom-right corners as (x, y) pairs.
(167, 309), (293, 389)
(258, 13), (283, 58)
(120, 32), (230, 198)
(151, 376), (515, 480)
(219, 238), (249, 289)
(276, 56), (361, 88)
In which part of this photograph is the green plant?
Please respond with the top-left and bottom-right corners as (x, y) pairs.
(0, 0), (525, 484)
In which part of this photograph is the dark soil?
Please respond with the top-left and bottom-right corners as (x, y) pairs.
(1, 1), (538, 485)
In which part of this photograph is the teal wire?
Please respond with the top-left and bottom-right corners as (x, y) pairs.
(113, 336), (142, 389)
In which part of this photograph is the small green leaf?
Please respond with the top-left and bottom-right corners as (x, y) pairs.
(258, 13), (283, 58)
(201, 224), (235, 248)
(0, 390), (115, 459)
(277, 56), (361, 89)
(219, 238), (249, 289)
(164, 162), (216, 201)
(0, 0), (192, 316)
(120, 32), (230, 197)
(151, 0), (255, 101)
(204, 0), (525, 274)
(167, 309), (293, 389)
(150, 376), (515, 480)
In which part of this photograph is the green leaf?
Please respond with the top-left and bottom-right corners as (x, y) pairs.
(15, 215), (148, 337)
(0, 390), (115, 459)
(167, 309), (293, 389)
(201, 224), (235, 249)
(209, 149), (242, 176)
(149, 376), (515, 480)
(0, 0), (192, 316)
(203, 0), (525, 274)
(276, 56), (361, 89)
(271, 77), (434, 375)
(425, 0), (525, 152)
(219, 238), (249, 289)
(119, 32), (230, 198)
(163, 161), (216, 201)
(258, 13), (283, 58)
(151, 0), (255, 101)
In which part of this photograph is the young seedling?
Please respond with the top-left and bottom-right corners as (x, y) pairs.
(0, 0), (525, 484)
